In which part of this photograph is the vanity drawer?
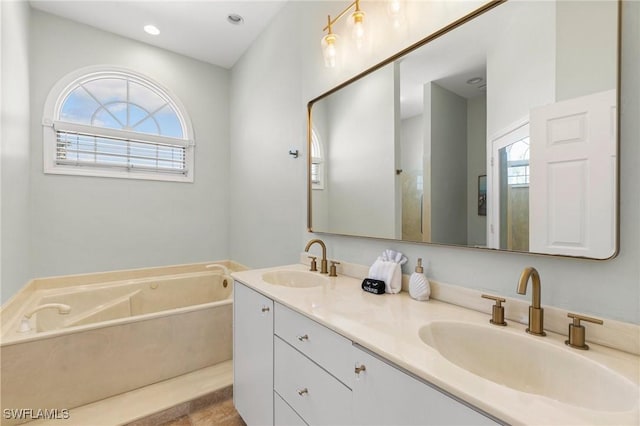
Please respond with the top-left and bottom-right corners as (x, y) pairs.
(275, 303), (353, 386)
(274, 336), (352, 426)
(275, 391), (308, 426)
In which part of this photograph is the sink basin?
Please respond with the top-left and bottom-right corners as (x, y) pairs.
(419, 321), (638, 412)
(261, 270), (328, 288)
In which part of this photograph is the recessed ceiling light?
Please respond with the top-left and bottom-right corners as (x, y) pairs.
(466, 77), (483, 85)
(144, 25), (160, 36)
(227, 14), (244, 25)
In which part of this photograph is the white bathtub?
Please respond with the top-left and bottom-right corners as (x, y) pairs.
(0, 262), (242, 425)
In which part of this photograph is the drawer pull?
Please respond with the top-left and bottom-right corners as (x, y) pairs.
(297, 388), (309, 396)
(355, 364), (366, 375)
(297, 334), (309, 342)
(261, 306), (270, 312)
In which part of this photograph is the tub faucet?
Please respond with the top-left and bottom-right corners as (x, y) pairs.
(304, 239), (328, 274)
(18, 303), (71, 333)
(516, 267), (545, 336)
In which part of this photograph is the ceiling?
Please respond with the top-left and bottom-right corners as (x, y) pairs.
(29, 0), (287, 69)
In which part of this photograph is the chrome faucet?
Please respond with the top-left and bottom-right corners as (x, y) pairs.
(19, 303), (71, 333)
(516, 267), (545, 336)
(304, 239), (328, 274)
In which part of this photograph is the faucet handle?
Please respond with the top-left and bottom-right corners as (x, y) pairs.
(481, 294), (507, 326)
(565, 313), (603, 350)
(329, 261), (340, 277)
(308, 256), (318, 272)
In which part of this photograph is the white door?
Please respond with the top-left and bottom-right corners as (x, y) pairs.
(529, 89), (616, 258)
(487, 119), (531, 250)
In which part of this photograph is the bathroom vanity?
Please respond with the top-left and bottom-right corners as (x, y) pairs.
(234, 280), (496, 426)
(232, 264), (639, 425)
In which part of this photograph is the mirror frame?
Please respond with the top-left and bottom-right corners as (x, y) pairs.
(307, 0), (621, 260)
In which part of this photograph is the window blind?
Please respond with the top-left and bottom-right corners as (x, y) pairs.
(311, 162), (320, 184)
(55, 129), (187, 175)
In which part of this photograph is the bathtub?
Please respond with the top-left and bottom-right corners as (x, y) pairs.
(0, 261), (243, 425)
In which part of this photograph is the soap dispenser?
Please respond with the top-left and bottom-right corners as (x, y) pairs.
(409, 258), (430, 301)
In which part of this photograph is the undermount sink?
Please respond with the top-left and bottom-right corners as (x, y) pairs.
(419, 321), (638, 412)
(261, 270), (328, 288)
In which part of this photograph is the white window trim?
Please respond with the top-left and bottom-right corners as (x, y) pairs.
(42, 65), (195, 183)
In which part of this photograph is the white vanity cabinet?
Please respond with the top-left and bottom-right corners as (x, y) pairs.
(233, 280), (500, 426)
(352, 345), (499, 426)
(274, 303), (353, 425)
(233, 282), (274, 426)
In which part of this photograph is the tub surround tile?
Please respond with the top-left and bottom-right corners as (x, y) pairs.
(1, 307), (232, 420)
(1, 260), (247, 339)
(26, 362), (233, 426)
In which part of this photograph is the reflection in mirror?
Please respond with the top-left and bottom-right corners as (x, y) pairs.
(308, 0), (619, 259)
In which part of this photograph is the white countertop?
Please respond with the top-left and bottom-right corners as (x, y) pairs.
(232, 263), (640, 426)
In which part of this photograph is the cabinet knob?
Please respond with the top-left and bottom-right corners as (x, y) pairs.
(297, 334), (309, 342)
(261, 306), (270, 313)
(354, 364), (366, 375)
(297, 388), (308, 396)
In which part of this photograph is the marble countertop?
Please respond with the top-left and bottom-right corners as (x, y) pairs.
(232, 263), (640, 426)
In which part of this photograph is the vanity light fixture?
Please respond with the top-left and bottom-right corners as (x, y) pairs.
(321, 0), (367, 68)
(143, 24), (160, 36)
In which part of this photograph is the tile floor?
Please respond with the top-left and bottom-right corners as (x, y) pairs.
(125, 385), (245, 426)
(161, 399), (245, 426)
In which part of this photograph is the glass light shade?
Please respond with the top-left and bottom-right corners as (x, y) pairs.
(351, 11), (366, 49)
(321, 33), (338, 68)
(387, 0), (401, 16)
(387, 0), (403, 28)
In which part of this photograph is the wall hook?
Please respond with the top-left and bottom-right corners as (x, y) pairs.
(289, 149), (299, 158)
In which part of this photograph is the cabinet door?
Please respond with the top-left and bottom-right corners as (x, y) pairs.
(233, 282), (274, 426)
(352, 346), (498, 426)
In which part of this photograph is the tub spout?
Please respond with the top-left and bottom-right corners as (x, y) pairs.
(25, 303), (71, 318)
(19, 303), (71, 333)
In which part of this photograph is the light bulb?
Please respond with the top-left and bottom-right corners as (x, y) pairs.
(321, 33), (338, 68)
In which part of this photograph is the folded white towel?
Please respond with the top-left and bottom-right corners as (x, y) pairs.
(368, 260), (398, 293)
(380, 249), (408, 266)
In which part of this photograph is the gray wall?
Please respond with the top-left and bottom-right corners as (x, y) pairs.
(428, 83), (468, 245)
(26, 11), (230, 283)
(230, 1), (639, 324)
(556, 0), (617, 102)
(466, 95), (487, 246)
(229, 4), (306, 270)
(325, 64), (397, 238)
(1, 1), (32, 302)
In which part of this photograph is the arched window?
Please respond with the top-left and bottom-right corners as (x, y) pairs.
(311, 128), (324, 190)
(43, 67), (194, 182)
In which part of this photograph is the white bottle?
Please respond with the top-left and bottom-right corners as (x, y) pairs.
(409, 258), (430, 301)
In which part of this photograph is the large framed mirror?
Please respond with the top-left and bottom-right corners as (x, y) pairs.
(307, 0), (619, 259)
